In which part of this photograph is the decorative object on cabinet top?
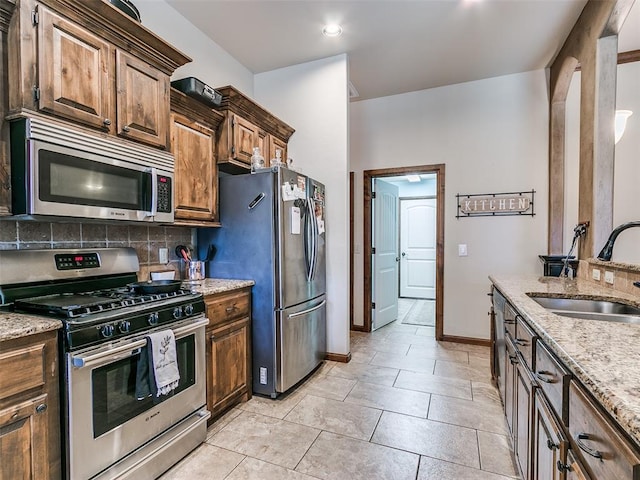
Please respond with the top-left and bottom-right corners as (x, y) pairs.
(0, 0), (15, 32)
(216, 85), (295, 142)
(107, 0), (140, 22)
(171, 77), (223, 109)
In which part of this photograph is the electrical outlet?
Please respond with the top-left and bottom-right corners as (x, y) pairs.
(159, 247), (169, 264)
(592, 268), (601, 281)
(458, 244), (468, 257)
(604, 271), (614, 285)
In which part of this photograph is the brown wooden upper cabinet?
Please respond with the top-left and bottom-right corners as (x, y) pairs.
(215, 85), (295, 174)
(7, 0), (190, 149)
(170, 88), (224, 226)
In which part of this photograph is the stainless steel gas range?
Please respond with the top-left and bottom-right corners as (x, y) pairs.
(0, 248), (210, 480)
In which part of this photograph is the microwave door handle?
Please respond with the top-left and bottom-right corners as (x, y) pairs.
(148, 167), (158, 218)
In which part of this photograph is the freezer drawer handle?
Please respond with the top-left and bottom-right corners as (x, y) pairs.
(248, 193), (266, 210)
(288, 300), (326, 319)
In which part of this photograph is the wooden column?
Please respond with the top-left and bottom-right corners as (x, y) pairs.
(547, 0), (635, 258)
(0, 0), (15, 216)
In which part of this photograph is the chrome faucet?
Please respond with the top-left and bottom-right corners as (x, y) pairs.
(597, 221), (640, 261)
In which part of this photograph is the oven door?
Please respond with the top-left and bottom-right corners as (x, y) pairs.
(65, 316), (207, 480)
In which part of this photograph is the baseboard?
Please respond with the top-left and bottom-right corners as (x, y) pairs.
(350, 324), (367, 332)
(325, 352), (352, 363)
(440, 335), (490, 347)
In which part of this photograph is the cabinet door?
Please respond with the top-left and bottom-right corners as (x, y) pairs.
(268, 135), (287, 165)
(504, 336), (516, 437)
(515, 359), (535, 480)
(38, 6), (112, 130)
(566, 450), (591, 480)
(231, 115), (259, 165)
(257, 130), (268, 165)
(171, 113), (217, 222)
(533, 391), (567, 480)
(208, 317), (250, 417)
(116, 50), (170, 148)
(0, 394), (49, 480)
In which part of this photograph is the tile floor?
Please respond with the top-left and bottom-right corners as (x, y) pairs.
(160, 321), (521, 480)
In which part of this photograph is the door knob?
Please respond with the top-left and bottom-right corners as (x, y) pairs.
(401, 252), (406, 257)
(396, 257), (400, 262)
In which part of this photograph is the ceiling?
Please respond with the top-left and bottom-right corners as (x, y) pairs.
(165, 0), (639, 102)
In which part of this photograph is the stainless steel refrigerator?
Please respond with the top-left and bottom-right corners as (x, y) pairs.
(198, 167), (326, 398)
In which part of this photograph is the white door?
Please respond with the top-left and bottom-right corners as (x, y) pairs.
(372, 179), (399, 330)
(400, 198), (436, 299)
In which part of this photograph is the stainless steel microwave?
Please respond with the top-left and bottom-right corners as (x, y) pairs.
(10, 116), (174, 223)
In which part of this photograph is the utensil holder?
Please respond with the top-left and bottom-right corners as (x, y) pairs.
(183, 260), (204, 281)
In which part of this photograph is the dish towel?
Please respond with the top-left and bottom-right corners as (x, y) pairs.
(135, 330), (180, 400)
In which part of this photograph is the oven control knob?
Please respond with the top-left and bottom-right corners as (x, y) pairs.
(173, 306), (183, 319)
(184, 304), (194, 316)
(100, 324), (115, 338)
(118, 320), (131, 333)
(148, 312), (159, 326)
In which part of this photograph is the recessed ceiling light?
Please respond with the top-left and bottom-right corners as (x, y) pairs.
(406, 175), (421, 183)
(322, 24), (342, 37)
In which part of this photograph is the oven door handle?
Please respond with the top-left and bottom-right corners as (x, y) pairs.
(71, 338), (148, 368)
(71, 317), (209, 369)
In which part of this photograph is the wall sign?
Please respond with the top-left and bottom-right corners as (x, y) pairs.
(456, 190), (535, 218)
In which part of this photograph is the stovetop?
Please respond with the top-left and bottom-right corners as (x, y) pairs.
(15, 287), (197, 319)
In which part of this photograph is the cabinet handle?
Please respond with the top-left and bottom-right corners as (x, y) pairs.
(35, 403), (47, 414)
(515, 338), (528, 346)
(575, 433), (603, 459)
(225, 304), (237, 313)
(504, 319), (516, 325)
(535, 371), (557, 384)
(556, 460), (571, 472)
(103, 118), (112, 127)
(547, 438), (558, 450)
(509, 355), (519, 365)
(122, 125), (131, 133)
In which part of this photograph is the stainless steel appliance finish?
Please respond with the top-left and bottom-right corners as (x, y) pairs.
(10, 116), (174, 223)
(200, 166), (326, 397)
(0, 248), (209, 480)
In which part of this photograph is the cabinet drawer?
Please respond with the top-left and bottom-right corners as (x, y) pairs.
(568, 381), (640, 480)
(0, 344), (45, 401)
(206, 290), (251, 328)
(515, 316), (537, 370)
(504, 302), (518, 338)
(535, 341), (570, 425)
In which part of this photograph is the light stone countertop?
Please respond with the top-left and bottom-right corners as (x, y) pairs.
(0, 278), (254, 343)
(189, 278), (254, 296)
(490, 274), (640, 448)
(0, 312), (62, 342)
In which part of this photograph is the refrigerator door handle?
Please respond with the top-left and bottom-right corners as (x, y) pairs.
(303, 199), (314, 281)
(308, 198), (319, 281)
(288, 300), (327, 319)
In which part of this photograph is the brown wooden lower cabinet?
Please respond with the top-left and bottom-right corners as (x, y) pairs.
(205, 288), (252, 422)
(0, 330), (60, 480)
(515, 353), (536, 480)
(533, 390), (568, 480)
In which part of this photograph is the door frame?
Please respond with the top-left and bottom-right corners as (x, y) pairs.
(362, 164), (445, 338)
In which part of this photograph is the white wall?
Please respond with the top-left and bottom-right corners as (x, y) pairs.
(565, 62), (640, 264)
(135, 1), (253, 94)
(351, 71), (549, 339)
(254, 55), (351, 356)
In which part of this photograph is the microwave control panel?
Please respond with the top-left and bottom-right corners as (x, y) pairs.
(157, 175), (172, 213)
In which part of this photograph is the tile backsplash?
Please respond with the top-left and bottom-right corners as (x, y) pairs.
(0, 220), (192, 280)
(579, 258), (640, 296)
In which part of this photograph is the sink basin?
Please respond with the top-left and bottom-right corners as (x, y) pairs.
(530, 297), (640, 315)
(552, 311), (640, 325)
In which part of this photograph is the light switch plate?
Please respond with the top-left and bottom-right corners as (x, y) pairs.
(604, 271), (614, 284)
(458, 244), (468, 257)
(592, 268), (601, 281)
(159, 247), (169, 264)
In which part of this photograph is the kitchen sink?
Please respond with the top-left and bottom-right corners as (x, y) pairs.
(528, 296), (640, 324)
